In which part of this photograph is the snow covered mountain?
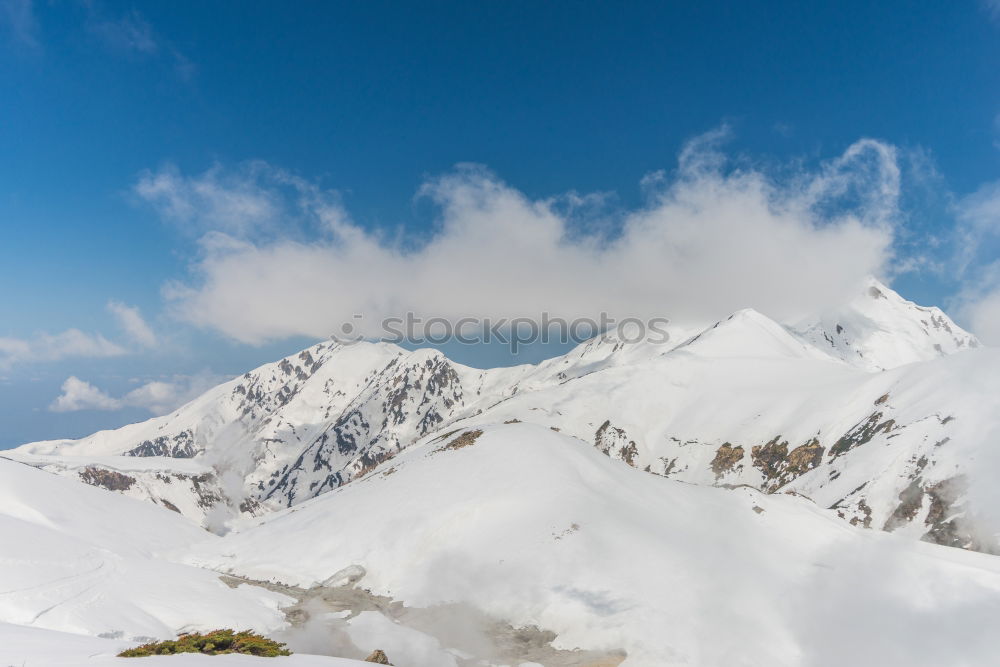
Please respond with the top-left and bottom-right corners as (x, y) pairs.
(792, 276), (979, 370)
(4, 277), (1000, 665)
(7, 278), (991, 553)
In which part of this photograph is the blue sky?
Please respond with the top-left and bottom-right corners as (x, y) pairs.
(1, 1), (999, 448)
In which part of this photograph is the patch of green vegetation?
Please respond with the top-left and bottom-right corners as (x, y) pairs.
(118, 629), (291, 657)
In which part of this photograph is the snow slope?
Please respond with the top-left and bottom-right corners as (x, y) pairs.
(440, 313), (1000, 551)
(0, 458), (293, 641)
(188, 424), (1000, 667)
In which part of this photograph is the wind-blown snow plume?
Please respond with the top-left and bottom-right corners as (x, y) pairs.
(141, 131), (900, 344)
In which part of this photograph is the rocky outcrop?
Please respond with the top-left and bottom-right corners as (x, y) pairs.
(880, 474), (989, 552)
(436, 429), (483, 452)
(751, 437), (824, 492)
(883, 478), (924, 532)
(126, 430), (198, 458)
(79, 467), (136, 491)
(710, 443), (744, 479)
(595, 421), (640, 467)
(364, 649), (392, 664)
(829, 411), (896, 460)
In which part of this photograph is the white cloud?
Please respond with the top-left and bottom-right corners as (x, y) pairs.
(83, 6), (194, 80)
(49, 376), (121, 412)
(949, 180), (1000, 344)
(0, 329), (127, 369)
(985, 0), (1000, 21)
(134, 161), (347, 240)
(87, 9), (158, 54)
(953, 261), (1000, 346)
(107, 300), (157, 348)
(0, 304), (158, 370)
(120, 372), (225, 414)
(955, 180), (1000, 273)
(0, 0), (38, 49)
(145, 133), (900, 345)
(49, 372), (227, 415)
(963, 287), (1000, 345)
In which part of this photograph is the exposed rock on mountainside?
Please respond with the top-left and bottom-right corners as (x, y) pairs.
(750, 437), (824, 492)
(435, 429), (483, 452)
(829, 410), (897, 460)
(126, 430), (198, 458)
(363, 650), (391, 664)
(79, 466), (136, 492)
(710, 443), (744, 479)
(595, 421), (639, 467)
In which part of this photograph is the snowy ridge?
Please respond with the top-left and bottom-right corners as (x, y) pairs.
(7, 278), (992, 552)
(792, 277), (979, 370)
(675, 307), (836, 360)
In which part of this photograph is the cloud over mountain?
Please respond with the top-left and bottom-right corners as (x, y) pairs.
(140, 131), (901, 345)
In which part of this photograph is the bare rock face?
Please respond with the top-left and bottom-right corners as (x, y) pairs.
(710, 443), (744, 479)
(436, 428), (483, 452)
(125, 430), (198, 458)
(879, 473), (991, 552)
(751, 436), (825, 492)
(829, 410), (896, 460)
(595, 420), (640, 467)
(364, 649), (391, 664)
(79, 467), (136, 492)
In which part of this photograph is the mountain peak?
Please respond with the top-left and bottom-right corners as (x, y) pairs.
(675, 307), (832, 361)
(792, 277), (979, 371)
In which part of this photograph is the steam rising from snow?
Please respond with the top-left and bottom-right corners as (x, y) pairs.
(139, 131), (900, 345)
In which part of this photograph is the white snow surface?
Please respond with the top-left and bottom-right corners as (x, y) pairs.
(187, 424), (1000, 666)
(0, 458), (292, 640)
